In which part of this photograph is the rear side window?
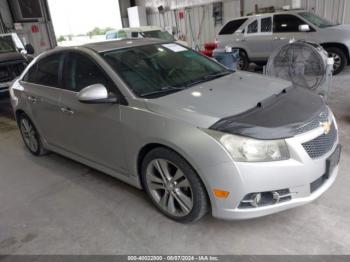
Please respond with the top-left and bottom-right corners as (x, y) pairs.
(23, 53), (61, 87)
(219, 18), (248, 35)
(261, 17), (272, 32)
(247, 20), (258, 34)
(62, 52), (109, 92)
(274, 14), (306, 33)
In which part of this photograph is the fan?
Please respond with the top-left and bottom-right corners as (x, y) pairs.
(266, 41), (334, 98)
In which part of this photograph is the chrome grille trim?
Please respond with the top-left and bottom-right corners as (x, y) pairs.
(296, 108), (330, 135)
(302, 124), (337, 159)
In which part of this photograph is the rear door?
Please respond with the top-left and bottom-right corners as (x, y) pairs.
(272, 14), (310, 49)
(243, 17), (274, 61)
(57, 51), (127, 174)
(20, 53), (63, 145)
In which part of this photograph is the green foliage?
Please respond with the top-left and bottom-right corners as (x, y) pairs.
(87, 27), (114, 38)
(57, 35), (66, 42)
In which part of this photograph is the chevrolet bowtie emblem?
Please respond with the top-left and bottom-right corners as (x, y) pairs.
(320, 121), (332, 135)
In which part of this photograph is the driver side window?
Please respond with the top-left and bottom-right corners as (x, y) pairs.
(62, 52), (109, 92)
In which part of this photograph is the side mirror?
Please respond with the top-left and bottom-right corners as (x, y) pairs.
(77, 84), (118, 104)
(299, 24), (310, 32)
(25, 44), (35, 55)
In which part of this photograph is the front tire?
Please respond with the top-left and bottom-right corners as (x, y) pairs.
(18, 114), (48, 156)
(325, 47), (347, 75)
(141, 147), (209, 223)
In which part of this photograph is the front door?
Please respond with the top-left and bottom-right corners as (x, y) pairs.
(272, 14), (310, 50)
(57, 52), (127, 174)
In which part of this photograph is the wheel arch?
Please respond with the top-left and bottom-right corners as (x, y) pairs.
(15, 109), (27, 124)
(136, 143), (212, 206)
(320, 42), (350, 64)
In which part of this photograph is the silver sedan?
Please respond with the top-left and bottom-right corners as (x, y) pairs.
(10, 39), (341, 222)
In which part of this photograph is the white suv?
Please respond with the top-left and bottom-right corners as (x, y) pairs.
(216, 10), (350, 74)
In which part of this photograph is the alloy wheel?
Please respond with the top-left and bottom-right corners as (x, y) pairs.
(145, 159), (194, 217)
(237, 58), (245, 70)
(20, 118), (39, 153)
(329, 52), (342, 72)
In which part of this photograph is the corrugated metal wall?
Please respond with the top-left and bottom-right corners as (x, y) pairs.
(300, 0), (350, 24)
(142, 0), (350, 49)
(144, 0), (240, 49)
(243, 0), (291, 13)
(0, 0), (13, 33)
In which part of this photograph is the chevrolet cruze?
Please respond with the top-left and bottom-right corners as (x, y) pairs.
(10, 39), (341, 222)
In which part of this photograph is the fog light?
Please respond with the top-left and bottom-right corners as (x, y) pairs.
(251, 193), (262, 207)
(239, 189), (292, 209)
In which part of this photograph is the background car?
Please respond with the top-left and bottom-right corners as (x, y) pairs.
(0, 33), (34, 94)
(216, 10), (350, 74)
(106, 26), (188, 46)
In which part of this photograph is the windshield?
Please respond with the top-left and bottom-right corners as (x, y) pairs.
(299, 12), (337, 28)
(102, 43), (230, 98)
(0, 36), (16, 53)
(141, 30), (174, 41)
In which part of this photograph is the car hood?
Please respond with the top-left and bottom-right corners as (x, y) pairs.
(145, 71), (291, 128)
(326, 24), (350, 31)
(0, 52), (25, 63)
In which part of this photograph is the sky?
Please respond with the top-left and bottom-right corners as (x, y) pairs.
(48, 0), (123, 36)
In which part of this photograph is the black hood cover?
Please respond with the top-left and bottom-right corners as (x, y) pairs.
(210, 87), (326, 140)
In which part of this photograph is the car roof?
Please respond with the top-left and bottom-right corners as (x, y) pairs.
(235, 9), (307, 20)
(82, 38), (167, 53)
(106, 26), (163, 34)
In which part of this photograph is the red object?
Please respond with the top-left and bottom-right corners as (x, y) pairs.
(201, 42), (217, 57)
(201, 49), (213, 57)
(31, 25), (39, 33)
(204, 42), (217, 50)
(178, 10), (184, 19)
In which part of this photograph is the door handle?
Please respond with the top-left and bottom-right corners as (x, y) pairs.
(27, 96), (37, 103)
(60, 107), (74, 115)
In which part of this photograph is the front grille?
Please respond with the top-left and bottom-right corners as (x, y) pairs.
(0, 63), (26, 83)
(302, 124), (337, 159)
(296, 108), (329, 135)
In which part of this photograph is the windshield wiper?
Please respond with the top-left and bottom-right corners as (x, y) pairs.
(140, 86), (187, 98)
(139, 71), (232, 98)
(183, 71), (233, 88)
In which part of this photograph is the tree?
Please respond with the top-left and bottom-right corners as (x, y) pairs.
(57, 35), (66, 42)
(87, 27), (115, 38)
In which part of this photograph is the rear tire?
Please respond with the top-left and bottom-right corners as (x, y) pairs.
(18, 113), (48, 156)
(141, 147), (209, 223)
(237, 50), (249, 71)
(325, 47), (347, 75)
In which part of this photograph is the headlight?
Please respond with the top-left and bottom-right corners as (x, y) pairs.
(203, 129), (290, 162)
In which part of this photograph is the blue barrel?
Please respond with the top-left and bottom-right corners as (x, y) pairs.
(213, 49), (239, 70)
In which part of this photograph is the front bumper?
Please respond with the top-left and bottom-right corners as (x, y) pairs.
(204, 124), (341, 220)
